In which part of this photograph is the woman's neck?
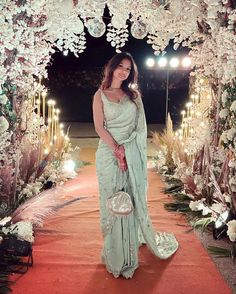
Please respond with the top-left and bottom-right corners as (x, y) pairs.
(110, 80), (122, 89)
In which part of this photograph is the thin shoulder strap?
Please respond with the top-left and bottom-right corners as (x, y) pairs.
(99, 88), (107, 103)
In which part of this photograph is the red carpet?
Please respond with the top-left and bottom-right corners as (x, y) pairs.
(11, 148), (232, 294)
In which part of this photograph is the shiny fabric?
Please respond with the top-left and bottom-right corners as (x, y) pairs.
(96, 90), (178, 279)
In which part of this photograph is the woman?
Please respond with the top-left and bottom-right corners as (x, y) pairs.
(93, 52), (178, 279)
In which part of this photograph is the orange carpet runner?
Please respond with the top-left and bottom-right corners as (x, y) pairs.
(11, 148), (232, 294)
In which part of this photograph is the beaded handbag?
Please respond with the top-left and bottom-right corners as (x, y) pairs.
(106, 190), (134, 216)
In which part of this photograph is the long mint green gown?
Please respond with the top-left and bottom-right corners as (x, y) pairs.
(95, 90), (178, 279)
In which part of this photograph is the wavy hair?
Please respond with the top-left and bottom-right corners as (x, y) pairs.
(100, 52), (140, 100)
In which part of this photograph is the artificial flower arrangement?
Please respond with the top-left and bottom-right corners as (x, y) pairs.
(152, 82), (236, 259)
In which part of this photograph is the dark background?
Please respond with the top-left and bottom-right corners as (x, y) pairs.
(46, 30), (191, 125)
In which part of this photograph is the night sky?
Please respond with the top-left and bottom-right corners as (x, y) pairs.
(47, 28), (191, 125)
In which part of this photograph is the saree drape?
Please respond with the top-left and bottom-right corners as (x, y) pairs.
(96, 90), (178, 279)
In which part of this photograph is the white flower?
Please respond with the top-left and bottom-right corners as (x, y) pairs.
(229, 176), (236, 192)
(2, 221), (34, 243)
(220, 131), (228, 144)
(0, 216), (12, 226)
(226, 220), (236, 242)
(0, 94), (8, 105)
(189, 198), (211, 215)
(199, 203), (212, 215)
(189, 200), (202, 211)
(221, 91), (228, 104)
(226, 128), (236, 141)
(211, 203), (225, 215)
(229, 160), (236, 169)
(0, 116), (9, 133)
(223, 193), (232, 204)
(230, 100), (236, 112)
(219, 108), (228, 119)
(194, 175), (204, 191)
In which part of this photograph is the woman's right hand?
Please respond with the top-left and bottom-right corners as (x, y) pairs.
(114, 144), (125, 159)
(114, 144), (127, 171)
(117, 156), (128, 172)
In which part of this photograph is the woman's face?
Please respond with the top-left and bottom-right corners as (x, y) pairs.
(112, 58), (132, 82)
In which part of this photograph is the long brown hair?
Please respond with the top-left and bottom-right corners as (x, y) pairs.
(100, 52), (140, 100)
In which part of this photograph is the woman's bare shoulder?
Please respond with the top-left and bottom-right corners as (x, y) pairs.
(93, 89), (102, 101)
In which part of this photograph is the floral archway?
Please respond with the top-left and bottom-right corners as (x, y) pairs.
(0, 0), (236, 279)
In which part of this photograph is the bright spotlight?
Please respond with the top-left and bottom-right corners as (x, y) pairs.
(146, 57), (155, 67)
(182, 56), (191, 68)
(169, 57), (180, 68)
(63, 50), (69, 56)
(157, 57), (167, 67)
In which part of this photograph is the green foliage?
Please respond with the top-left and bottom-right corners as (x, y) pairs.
(164, 192), (192, 213)
(208, 244), (236, 261)
(164, 202), (191, 213)
(191, 217), (213, 233)
(0, 253), (17, 293)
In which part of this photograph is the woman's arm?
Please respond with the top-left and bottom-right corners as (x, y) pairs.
(93, 90), (118, 151)
(93, 90), (127, 171)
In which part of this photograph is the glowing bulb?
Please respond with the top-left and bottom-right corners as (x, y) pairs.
(146, 57), (155, 67)
(63, 50), (68, 56)
(157, 57), (167, 67)
(169, 57), (179, 68)
(182, 57), (191, 68)
(44, 148), (49, 155)
(42, 91), (47, 97)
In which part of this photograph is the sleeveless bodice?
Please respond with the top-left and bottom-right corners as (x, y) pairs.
(100, 90), (137, 143)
